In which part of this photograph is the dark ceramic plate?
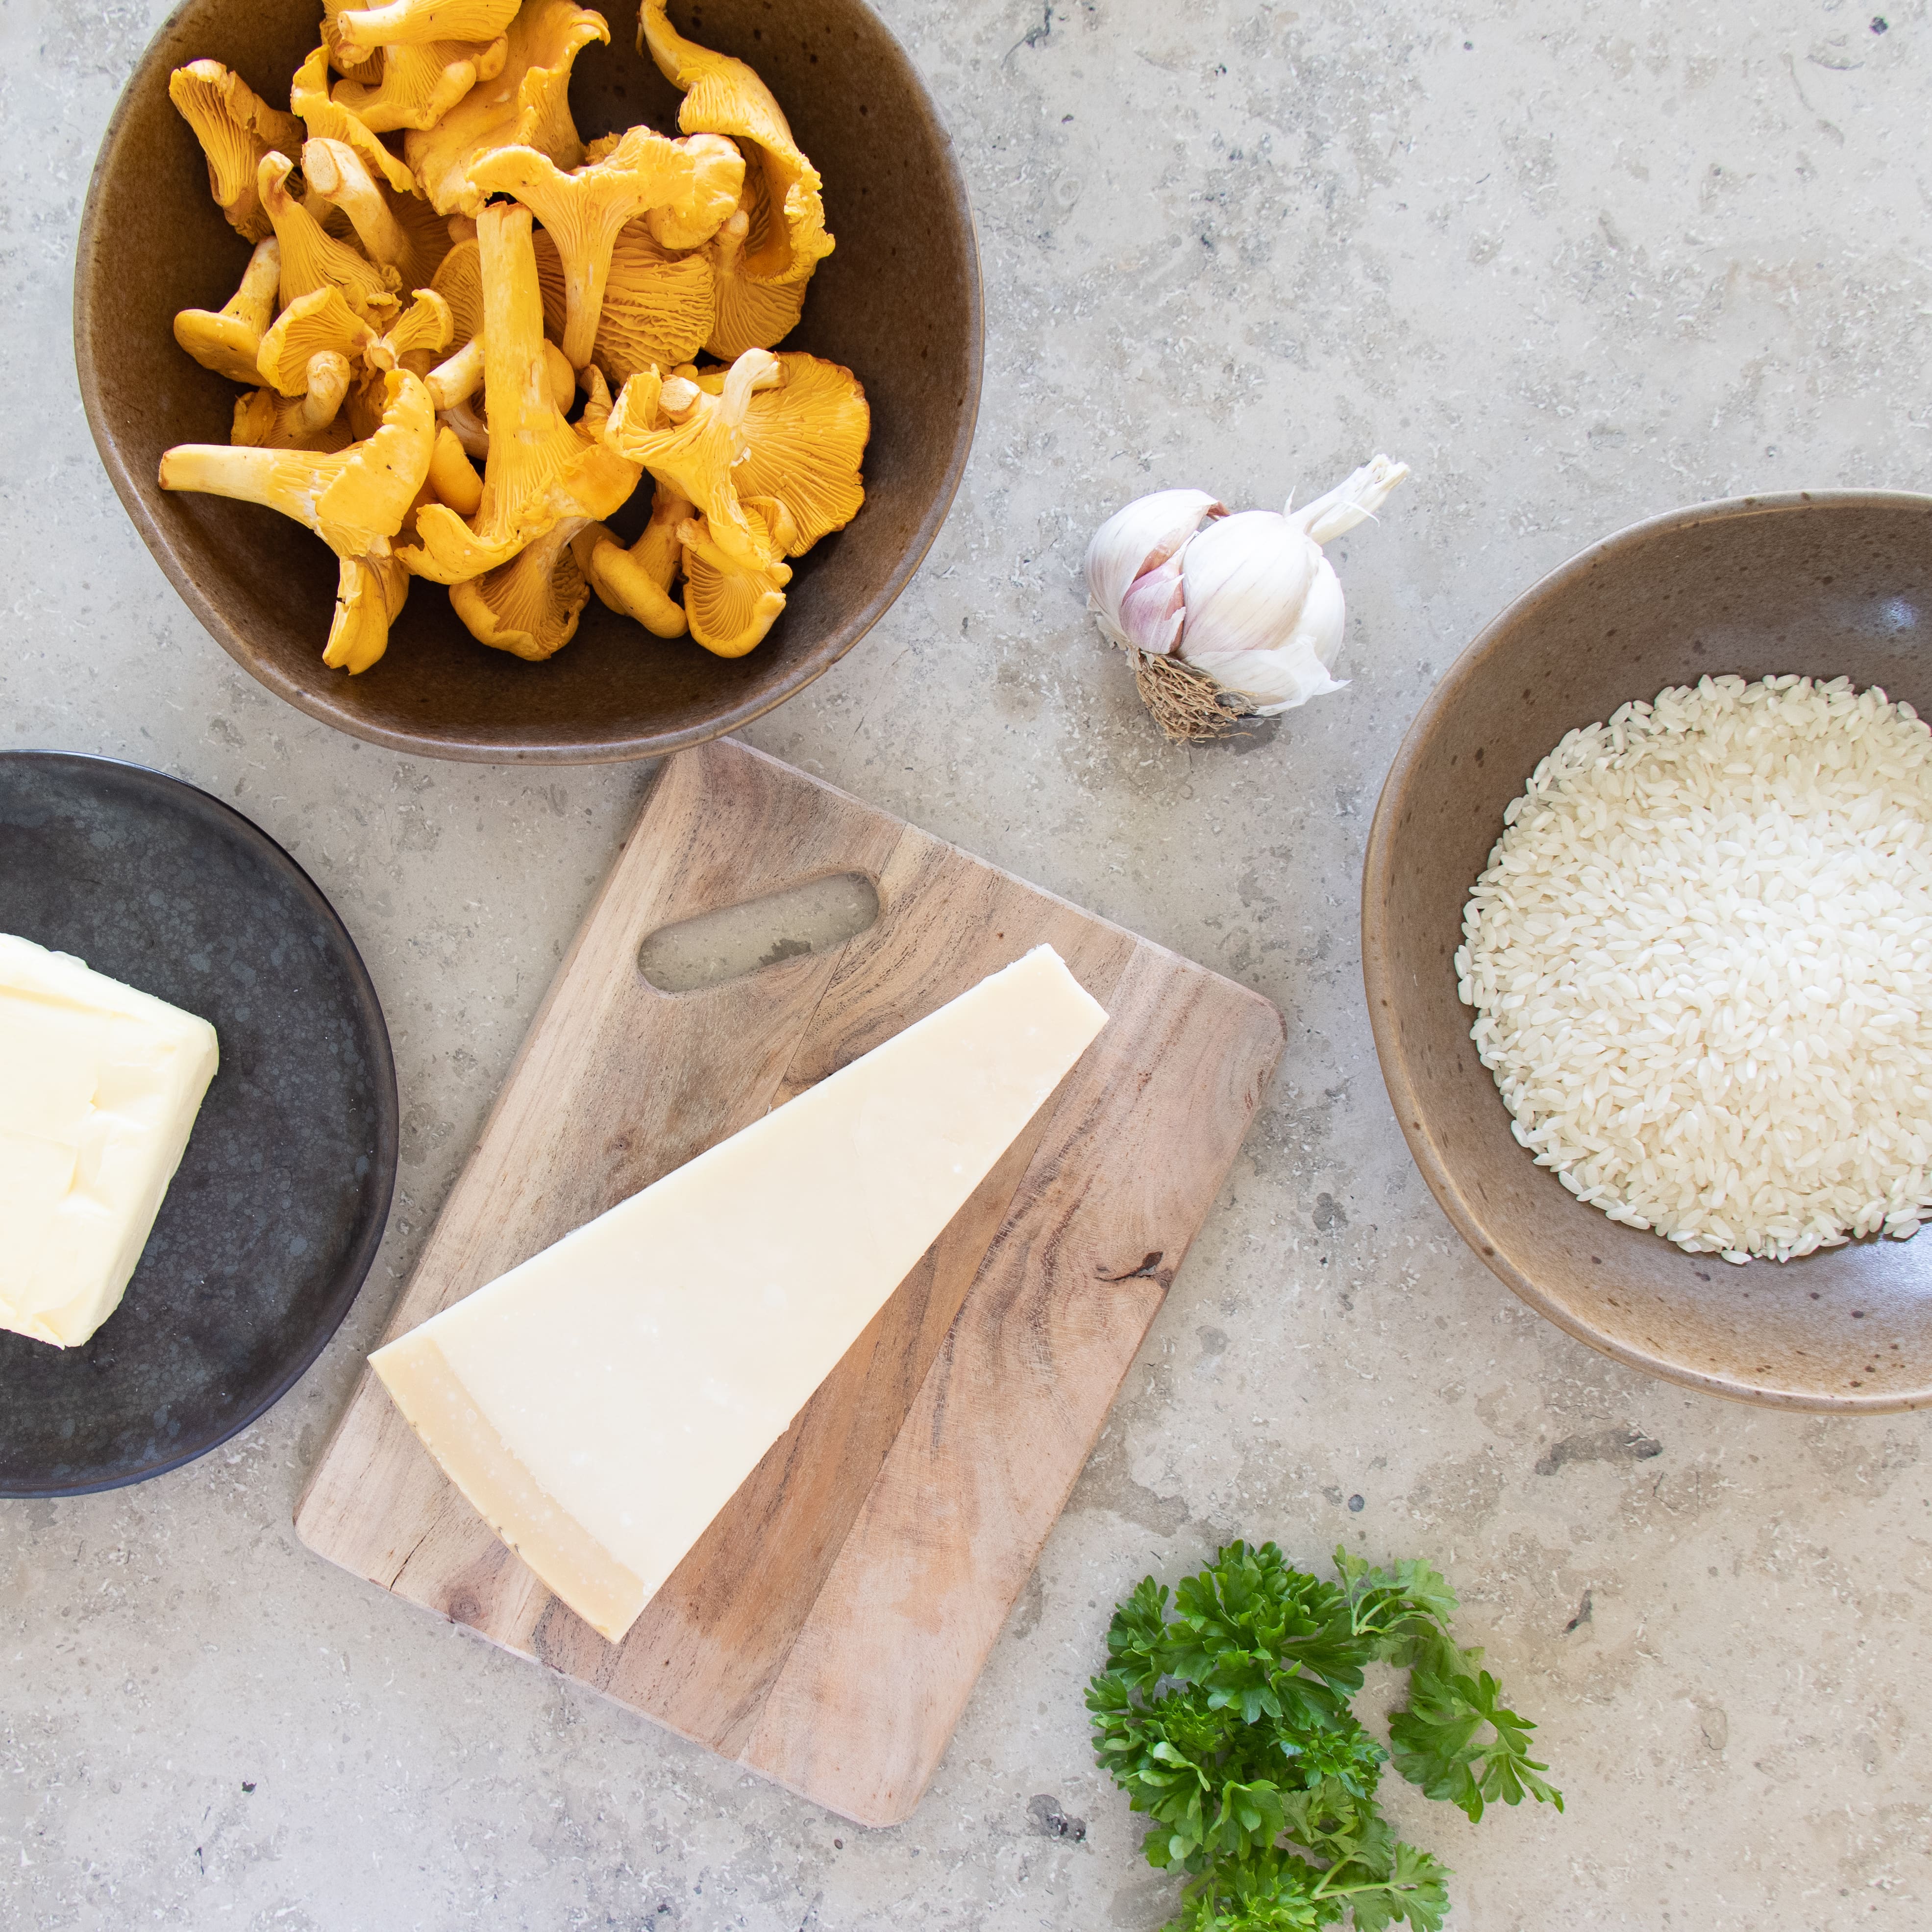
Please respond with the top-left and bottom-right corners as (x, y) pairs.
(74, 0), (982, 763)
(1363, 492), (1932, 1412)
(0, 753), (396, 1494)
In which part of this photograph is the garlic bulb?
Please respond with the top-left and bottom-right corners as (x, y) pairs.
(1085, 456), (1408, 735)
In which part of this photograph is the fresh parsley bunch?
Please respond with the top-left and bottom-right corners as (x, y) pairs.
(1087, 1542), (1562, 1931)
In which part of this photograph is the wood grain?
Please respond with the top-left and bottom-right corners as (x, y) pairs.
(296, 738), (1284, 1825)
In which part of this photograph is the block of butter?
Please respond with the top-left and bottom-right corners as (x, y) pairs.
(0, 933), (220, 1349)
(372, 943), (1108, 1643)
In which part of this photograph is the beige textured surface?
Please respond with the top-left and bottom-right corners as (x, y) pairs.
(4, 0), (1931, 1925)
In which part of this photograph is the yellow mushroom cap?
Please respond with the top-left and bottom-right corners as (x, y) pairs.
(604, 347), (783, 574)
(334, 0), (521, 53)
(678, 500), (791, 659)
(403, 0), (609, 216)
(257, 286), (377, 396)
(368, 289), (456, 372)
(468, 126), (742, 368)
(290, 46), (419, 195)
(698, 350), (869, 557)
(334, 35), (511, 136)
(168, 61), (306, 244)
(325, 550), (412, 672)
(429, 238), (485, 346)
(584, 481), (692, 637)
(232, 354), (357, 455)
(258, 152), (401, 322)
(448, 514), (597, 660)
(703, 202), (807, 360)
(638, 0), (834, 289)
(173, 236), (283, 385)
(533, 223), (713, 385)
(426, 424), (485, 514)
(322, 0), (386, 81)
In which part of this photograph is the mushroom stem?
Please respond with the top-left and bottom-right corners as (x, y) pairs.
(159, 442), (302, 513)
(294, 352), (353, 438)
(301, 139), (410, 269)
(259, 152), (400, 320)
(442, 400), (490, 459)
(427, 336), (485, 409)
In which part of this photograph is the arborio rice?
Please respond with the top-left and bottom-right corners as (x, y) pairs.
(1456, 674), (1932, 1263)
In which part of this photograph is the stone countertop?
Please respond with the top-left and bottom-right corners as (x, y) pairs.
(4, 1), (1930, 1926)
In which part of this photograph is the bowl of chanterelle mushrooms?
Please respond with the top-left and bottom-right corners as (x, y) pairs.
(75, 0), (981, 762)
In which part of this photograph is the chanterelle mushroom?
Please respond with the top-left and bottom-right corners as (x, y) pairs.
(604, 347), (783, 574)
(447, 367), (621, 658)
(677, 499), (792, 659)
(335, 34), (511, 135)
(466, 126), (742, 367)
(400, 202), (639, 584)
(232, 350), (355, 454)
(693, 349), (869, 556)
(160, 368), (436, 672)
(301, 139), (450, 286)
(367, 290), (455, 374)
(257, 287), (376, 396)
(534, 222), (713, 385)
(703, 204), (804, 360)
(639, 0), (833, 288)
(584, 480), (692, 637)
(291, 47), (418, 195)
(168, 61), (306, 243)
(173, 237), (282, 385)
(332, 0), (521, 52)
(258, 153), (400, 322)
(404, 0), (609, 216)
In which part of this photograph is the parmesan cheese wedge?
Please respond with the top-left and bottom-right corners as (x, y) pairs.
(370, 944), (1107, 1643)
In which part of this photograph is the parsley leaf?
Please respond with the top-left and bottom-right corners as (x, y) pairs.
(1387, 1665), (1565, 1823)
(1089, 1542), (1561, 1928)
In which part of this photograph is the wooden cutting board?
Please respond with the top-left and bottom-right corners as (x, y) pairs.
(296, 738), (1283, 1827)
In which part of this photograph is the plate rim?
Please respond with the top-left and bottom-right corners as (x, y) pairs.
(0, 748), (399, 1495)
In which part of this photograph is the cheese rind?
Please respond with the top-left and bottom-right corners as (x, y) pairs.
(0, 934), (221, 1348)
(372, 944), (1108, 1641)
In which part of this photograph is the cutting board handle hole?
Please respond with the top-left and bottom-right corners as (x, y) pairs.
(637, 872), (881, 994)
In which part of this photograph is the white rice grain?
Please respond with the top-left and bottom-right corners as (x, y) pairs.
(1456, 674), (1932, 1263)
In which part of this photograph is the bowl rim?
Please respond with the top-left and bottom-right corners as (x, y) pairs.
(1362, 487), (1932, 1413)
(71, 0), (985, 766)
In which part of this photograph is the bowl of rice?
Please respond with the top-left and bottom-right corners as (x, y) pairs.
(1363, 491), (1932, 1411)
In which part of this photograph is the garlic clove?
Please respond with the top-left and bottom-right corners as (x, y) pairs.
(1176, 510), (1318, 663)
(1288, 454), (1409, 546)
(1289, 554), (1347, 671)
(1084, 487), (1223, 644)
(1115, 551), (1186, 655)
(1189, 641), (1348, 717)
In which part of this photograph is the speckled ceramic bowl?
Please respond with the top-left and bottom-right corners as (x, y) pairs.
(1363, 491), (1932, 1412)
(74, 0), (980, 763)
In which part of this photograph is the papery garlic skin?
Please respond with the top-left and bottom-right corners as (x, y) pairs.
(1084, 456), (1407, 720)
(1084, 488), (1222, 649)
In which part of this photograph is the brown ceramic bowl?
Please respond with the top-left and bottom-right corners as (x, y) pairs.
(74, 0), (980, 763)
(1364, 491), (1932, 1412)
